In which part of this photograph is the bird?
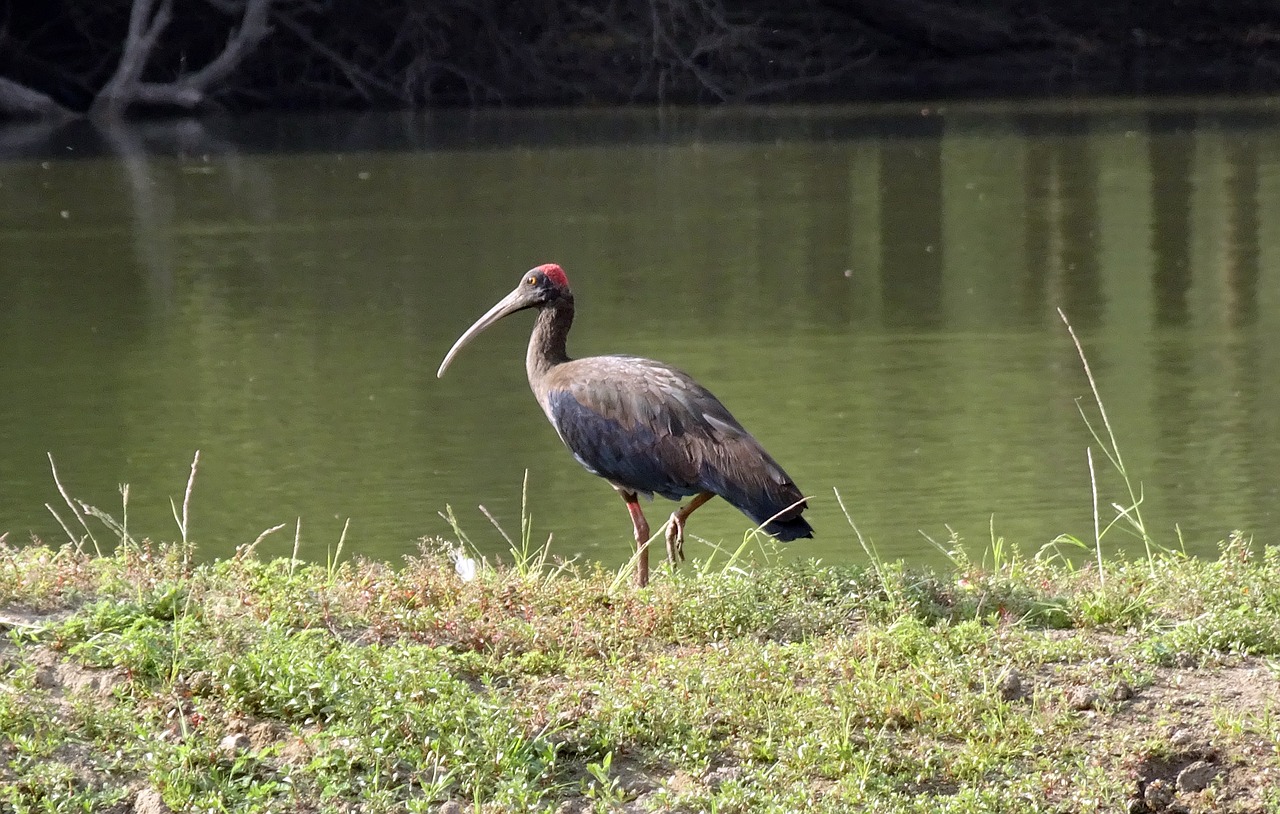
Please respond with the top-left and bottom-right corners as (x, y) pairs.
(437, 263), (812, 587)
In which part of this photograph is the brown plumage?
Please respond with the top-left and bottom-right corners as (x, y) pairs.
(438, 263), (811, 586)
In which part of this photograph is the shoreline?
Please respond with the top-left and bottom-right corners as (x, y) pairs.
(2, 538), (1277, 812)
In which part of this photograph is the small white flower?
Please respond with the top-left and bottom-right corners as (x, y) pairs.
(451, 550), (477, 582)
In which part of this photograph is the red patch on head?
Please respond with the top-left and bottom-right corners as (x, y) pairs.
(536, 263), (570, 289)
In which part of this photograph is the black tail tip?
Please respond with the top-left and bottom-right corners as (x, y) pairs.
(763, 515), (814, 543)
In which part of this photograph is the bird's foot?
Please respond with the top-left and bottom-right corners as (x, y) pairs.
(665, 513), (686, 566)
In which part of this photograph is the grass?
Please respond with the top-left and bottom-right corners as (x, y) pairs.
(1, 533), (1278, 813)
(1052, 309), (1169, 576)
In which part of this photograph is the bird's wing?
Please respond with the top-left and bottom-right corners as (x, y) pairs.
(542, 356), (788, 500)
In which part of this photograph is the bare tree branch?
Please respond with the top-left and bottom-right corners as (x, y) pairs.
(0, 76), (73, 119)
(128, 82), (206, 108)
(184, 0), (272, 90)
(91, 0), (175, 118)
(4, 0), (1261, 114)
(89, 0), (273, 118)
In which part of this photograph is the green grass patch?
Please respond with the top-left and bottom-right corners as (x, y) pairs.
(1, 536), (1278, 813)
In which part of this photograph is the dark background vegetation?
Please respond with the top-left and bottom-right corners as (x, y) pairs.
(2, 0), (1280, 118)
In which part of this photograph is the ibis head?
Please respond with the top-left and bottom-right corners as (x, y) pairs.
(437, 264), (571, 378)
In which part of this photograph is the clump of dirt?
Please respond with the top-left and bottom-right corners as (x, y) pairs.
(1069, 657), (1279, 814)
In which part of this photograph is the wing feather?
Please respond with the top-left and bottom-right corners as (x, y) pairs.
(539, 355), (808, 537)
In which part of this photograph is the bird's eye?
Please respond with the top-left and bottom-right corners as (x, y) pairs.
(526, 275), (537, 286)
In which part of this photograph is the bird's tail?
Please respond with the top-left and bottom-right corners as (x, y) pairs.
(713, 475), (813, 542)
(761, 512), (814, 542)
(698, 443), (813, 542)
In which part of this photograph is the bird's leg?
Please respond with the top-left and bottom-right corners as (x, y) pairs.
(621, 492), (651, 588)
(665, 491), (715, 566)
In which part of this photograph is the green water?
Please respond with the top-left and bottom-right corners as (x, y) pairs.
(0, 101), (1277, 567)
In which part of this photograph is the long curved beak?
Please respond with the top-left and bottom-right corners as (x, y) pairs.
(437, 286), (533, 378)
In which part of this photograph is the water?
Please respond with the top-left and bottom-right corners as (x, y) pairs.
(0, 100), (1277, 568)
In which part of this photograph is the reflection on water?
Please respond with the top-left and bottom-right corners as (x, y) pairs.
(0, 101), (1276, 567)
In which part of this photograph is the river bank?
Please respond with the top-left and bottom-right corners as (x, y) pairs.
(1, 535), (1277, 812)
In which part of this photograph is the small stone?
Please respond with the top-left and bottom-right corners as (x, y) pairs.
(704, 765), (743, 789)
(248, 722), (281, 750)
(134, 787), (173, 814)
(187, 671), (214, 695)
(997, 668), (1024, 701)
(1176, 760), (1219, 793)
(1067, 687), (1100, 711)
(1143, 778), (1174, 811)
(664, 770), (698, 795)
(387, 759), (415, 781)
(1169, 728), (1197, 749)
(218, 733), (251, 755)
(613, 758), (657, 796)
(437, 802), (465, 814)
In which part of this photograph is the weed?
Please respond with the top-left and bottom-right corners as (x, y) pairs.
(1057, 310), (1168, 572)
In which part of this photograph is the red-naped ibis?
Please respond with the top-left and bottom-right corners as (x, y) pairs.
(437, 264), (812, 587)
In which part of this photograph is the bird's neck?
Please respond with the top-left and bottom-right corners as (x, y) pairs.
(526, 299), (573, 381)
